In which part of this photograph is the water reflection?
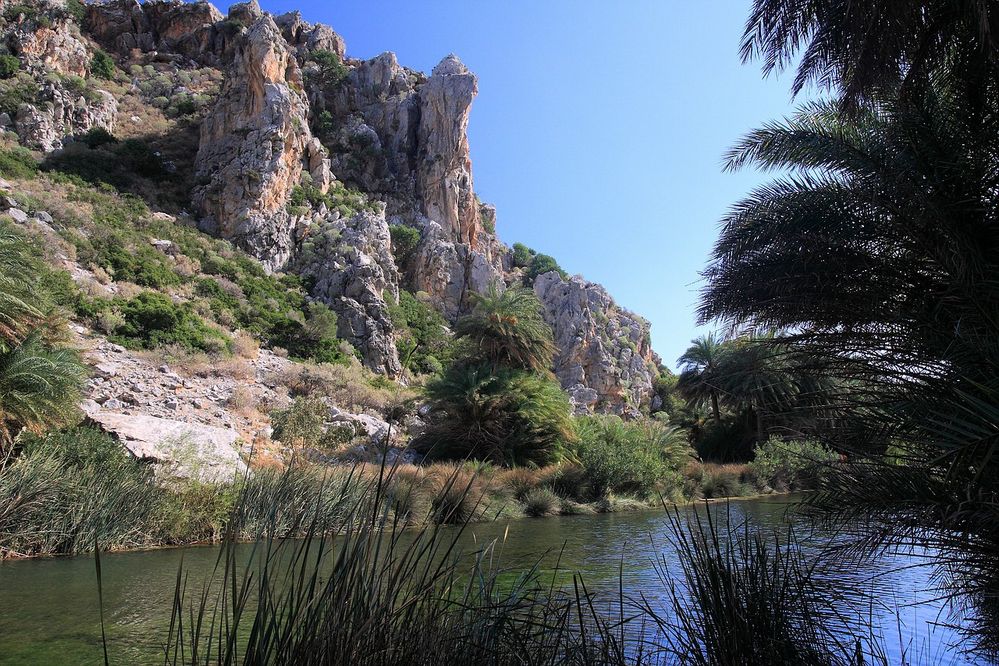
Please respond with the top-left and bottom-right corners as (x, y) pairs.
(0, 496), (977, 665)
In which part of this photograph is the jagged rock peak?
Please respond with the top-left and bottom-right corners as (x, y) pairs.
(432, 53), (470, 76)
(417, 53), (479, 248)
(192, 14), (331, 269)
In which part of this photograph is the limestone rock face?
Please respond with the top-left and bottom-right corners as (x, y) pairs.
(193, 15), (330, 270)
(85, 0), (226, 65)
(411, 221), (504, 320)
(417, 55), (479, 247)
(296, 210), (402, 377)
(15, 82), (118, 152)
(274, 11), (345, 62)
(533, 272), (660, 417)
(7, 10), (88, 77)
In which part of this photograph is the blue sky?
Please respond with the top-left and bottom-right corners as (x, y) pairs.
(258, 0), (801, 368)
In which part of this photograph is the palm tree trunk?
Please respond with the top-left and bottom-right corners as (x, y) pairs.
(710, 391), (721, 423)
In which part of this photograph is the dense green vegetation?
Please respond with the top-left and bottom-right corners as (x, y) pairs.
(417, 287), (575, 466)
(509, 242), (569, 285)
(0, 225), (84, 453)
(388, 289), (456, 376)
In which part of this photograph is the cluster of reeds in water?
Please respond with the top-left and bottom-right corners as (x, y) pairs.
(105, 461), (913, 666)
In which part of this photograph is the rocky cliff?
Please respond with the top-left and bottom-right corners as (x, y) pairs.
(5, 0), (661, 413)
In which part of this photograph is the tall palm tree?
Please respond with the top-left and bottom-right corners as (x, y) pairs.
(701, 67), (999, 647)
(677, 333), (726, 422)
(742, 0), (999, 108)
(453, 284), (556, 374)
(0, 226), (85, 455)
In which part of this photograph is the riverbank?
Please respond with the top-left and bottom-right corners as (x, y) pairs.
(1, 430), (805, 560)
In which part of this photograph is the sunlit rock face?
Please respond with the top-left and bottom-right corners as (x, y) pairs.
(534, 272), (661, 417)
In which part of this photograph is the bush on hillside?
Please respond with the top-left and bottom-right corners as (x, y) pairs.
(525, 253), (568, 284)
(0, 55), (20, 79)
(0, 146), (36, 179)
(511, 242), (534, 268)
(110, 291), (231, 354)
(388, 224), (421, 266)
(90, 50), (116, 80)
(389, 290), (456, 376)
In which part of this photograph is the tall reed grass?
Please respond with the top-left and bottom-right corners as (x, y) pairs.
(141, 464), (894, 665)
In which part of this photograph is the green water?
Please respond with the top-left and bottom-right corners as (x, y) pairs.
(0, 497), (976, 664)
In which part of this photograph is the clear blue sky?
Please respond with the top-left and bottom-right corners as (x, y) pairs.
(258, 0), (800, 368)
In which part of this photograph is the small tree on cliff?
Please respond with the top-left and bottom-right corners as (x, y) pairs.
(416, 285), (574, 467)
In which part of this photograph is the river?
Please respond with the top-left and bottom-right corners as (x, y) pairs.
(0, 496), (979, 664)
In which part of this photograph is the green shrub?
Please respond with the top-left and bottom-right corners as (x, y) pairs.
(389, 224), (421, 266)
(0, 146), (36, 178)
(309, 49), (349, 86)
(81, 230), (179, 288)
(0, 55), (20, 79)
(271, 397), (354, 450)
(0, 72), (38, 116)
(111, 291), (231, 354)
(77, 127), (118, 149)
(511, 242), (534, 268)
(90, 49), (116, 80)
(64, 0), (85, 23)
(749, 436), (839, 490)
(389, 290), (456, 376)
(525, 253), (568, 284)
(288, 182), (374, 219)
(575, 415), (691, 498)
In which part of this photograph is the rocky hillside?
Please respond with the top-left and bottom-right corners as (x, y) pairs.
(0, 0), (661, 417)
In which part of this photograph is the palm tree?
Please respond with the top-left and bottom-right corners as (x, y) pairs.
(0, 226), (86, 455)
(0, 332), (85, 449)
(677, 333), (726, 422)
(741, 0), (999, 108)
(453, 284), (556, 374)
(701, 67), (999, 648)
(0, 226), (43, 352)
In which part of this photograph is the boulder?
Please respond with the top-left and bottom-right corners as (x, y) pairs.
(83, 405), (248, 484)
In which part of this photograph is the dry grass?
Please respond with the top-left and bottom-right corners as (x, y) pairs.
(232, 330), (260, 359)
(271, 360), (416, 413)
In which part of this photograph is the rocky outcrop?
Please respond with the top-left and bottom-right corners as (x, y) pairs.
(82, 401), (248, 485)
(411, 221), (505, 320)
(6, 8), (88, 77)
(534, 272), (660, 417)
(15, 81), (118, 152)
(193, 15), (330, 270)
(296, 210), (402, 376)
(417, 55), (479, 247)
(85, 0), (227, 66)
(274, 10), (345, 62)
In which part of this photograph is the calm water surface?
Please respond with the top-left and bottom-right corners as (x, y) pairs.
(0, 496), (979, 664)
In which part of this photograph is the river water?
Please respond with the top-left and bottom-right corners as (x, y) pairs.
(0, 496), (980, 664)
